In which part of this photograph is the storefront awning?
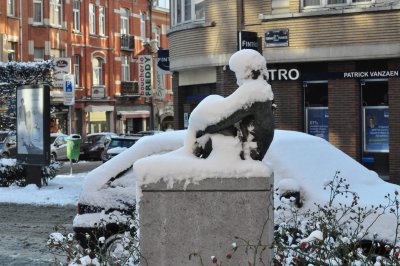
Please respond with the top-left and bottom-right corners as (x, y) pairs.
(117, 110), (150, 119)
(84, 105), (114, 112)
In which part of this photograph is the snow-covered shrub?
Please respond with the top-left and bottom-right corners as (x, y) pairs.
(0, 158), (62, 187)
(48, 215), (142, 266)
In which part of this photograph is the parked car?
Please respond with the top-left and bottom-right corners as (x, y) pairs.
(0, 131), (16, 158)
(79, 132), (117, 161)
(103, 135), (142, 162)
(50, 133), (69, 161)
(73, 131), (185, 252)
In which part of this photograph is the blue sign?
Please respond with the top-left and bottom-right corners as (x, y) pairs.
(66, 80), (73, 92)
(364, 107), (389, 153)
(306, 107), (329, 141)
(265, 29), (289, 47)
(157, 49), (169, 73)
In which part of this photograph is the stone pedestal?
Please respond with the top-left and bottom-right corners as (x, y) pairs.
(139, 176), (274, 265)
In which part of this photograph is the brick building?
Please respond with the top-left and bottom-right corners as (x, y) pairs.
(0, 0), (173, 136)
(168, 0), (400, 183)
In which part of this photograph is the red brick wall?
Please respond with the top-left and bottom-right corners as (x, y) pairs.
(328, 62), (360, 161)
(388, 59), (400, 183)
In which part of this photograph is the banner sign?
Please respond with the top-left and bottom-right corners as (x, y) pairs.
(53, 58), (71, 87)
(157, 49), (170, 73)
(306, 107), (329, 141)
(138, 55), (152, 97)
(16, 84), (50, 165)
(265, 29), (289, 47)
(364, 106), (389, 153)
(238, 31), (259, 51)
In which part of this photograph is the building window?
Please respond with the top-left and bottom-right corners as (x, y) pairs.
(50, 0), (63, 26)
(171, 0), (204, 26)
(153, 26), (161, 48)
(89, 3), (96, 34)
(34, 48), (45, 61)
(121, 55), (130, 81)
(92, 57), (104, 85)
(140, 12), (146, 41)
(7, 42), (16, 62)
(303, 0), (371, 8)
(99, 6), (105, 36)
(73, 0), (80, 31)
(120, 8), (129, 35)
(74, 55), (80, 87)
(7, 0), (15, 16)
(157, 0), (170, 8)
(33, 0), (43, 24)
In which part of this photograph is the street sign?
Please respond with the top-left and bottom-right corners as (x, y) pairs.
(53, 58), (71, 87)
(63, 74), (75, 106)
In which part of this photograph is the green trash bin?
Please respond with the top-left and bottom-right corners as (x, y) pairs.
(67, 134), (81, 161)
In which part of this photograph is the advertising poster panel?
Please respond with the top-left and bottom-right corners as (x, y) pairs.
(16, 85), (50, 165)
(155, 50), (170, 100)
(363, 106), (389, 153)
(306, 107), (329, 141)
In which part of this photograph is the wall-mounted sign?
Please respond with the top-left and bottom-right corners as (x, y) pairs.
(238, 31), (259, 51)
(156, 50), (169, 100)
(157, 49), (170, 73)
(91, 86), (105, 99)
(363, 106), (389, 153)
(138, 55), (153, 97)
(268, 68), (300, 81)
(343, 70), (399, 79)
(265, 29), (289, 48)
(306, 107), (329, 141)
(53, 58), (71, 87)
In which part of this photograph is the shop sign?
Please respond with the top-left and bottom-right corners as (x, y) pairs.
(63, 74), (75, 106)
(265, 29), (289, 48)
(268, 68), (300, 81)
(53, 58), (71, 87)
(343, 70), (399, 79)
(306, 107), (329, 141)
(138, 55), (153, 97)
(156, 50), (169, 100)
(363, 106), (389, 153)
(157, 49), (170, 73)
(238, 31), (259, 51)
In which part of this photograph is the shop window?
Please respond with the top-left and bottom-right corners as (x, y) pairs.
(183, 83), (216, 105)
(361, 80), (389, 178)
(304, 82), (329, 141)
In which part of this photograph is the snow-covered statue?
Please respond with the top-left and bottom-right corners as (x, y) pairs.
(185, 49), (274, 161)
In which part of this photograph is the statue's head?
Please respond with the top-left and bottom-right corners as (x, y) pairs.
(229, 49), (268, 86)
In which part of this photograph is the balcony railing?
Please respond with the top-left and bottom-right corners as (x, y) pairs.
(121, 81), (139, 97)
(121, 34), (135, 50)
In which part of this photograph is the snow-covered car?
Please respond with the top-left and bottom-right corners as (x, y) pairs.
(102, 135), (142, 162)
(73, 129), (399, 252)
(73, 131), (186, 250)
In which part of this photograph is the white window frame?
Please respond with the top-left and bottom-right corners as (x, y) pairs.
(301, 0), (372, 9)
(89, 3), (96, 34)
(120, 8), (130, 35)
(73, 0), (80, 32)
(99, 6), (106, 36)
(140, 12), (146, 41)
(121, 55), (130, 81)
(33, 0), (43, 24)
(74, 55), (80, 87)
(92, 57), (104, 85)
(171, 0), (205, 26)
(7, 0), (15, 16)
(154, 25), (161, 48)
(50, 0), (63, 27)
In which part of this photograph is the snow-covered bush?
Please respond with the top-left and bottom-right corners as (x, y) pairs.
(48, 215), (141, 266)
(0, 158), (62, 187)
